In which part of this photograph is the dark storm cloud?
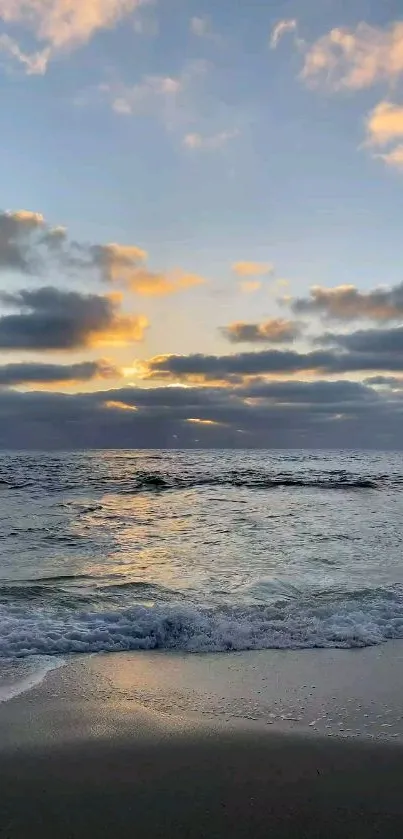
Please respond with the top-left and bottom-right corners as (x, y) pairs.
(288, 282), (403, 322)
(317, 325), (403, 355)
(0, 286), (147, 350)
(0, 379), (402, 450)
(140, 345), (403, 381)
(0, 360), (119, 387)
(236, 379), (376, 404)
(221, 319), (302, 344)
(140, 349), (329, 379)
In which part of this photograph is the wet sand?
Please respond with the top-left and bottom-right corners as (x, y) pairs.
(1, 647), (403, 837)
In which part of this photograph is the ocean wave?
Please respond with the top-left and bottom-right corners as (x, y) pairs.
(0, 578), (181, 606)
(1, 589), (403, 657)
(0, 465), (383, 494)
(124, 471), (379, 493)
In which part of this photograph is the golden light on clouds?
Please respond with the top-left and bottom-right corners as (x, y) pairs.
(94, 243), (206, 296)
(89, 311), (149, 347)
(186, 418), (226, 426)
(0, 0), (146, 72)
(366, 101), (403, 147)
(239, 280), (262, 294)
(104, 400), (138, 411)
(377, 144), (403, 170)
(223, 318), (301, 344)
(7, 209), (44, 226)
(232, 261), (274, 277)
(128, 268), (206, 296)
(302, 22), (403, 90)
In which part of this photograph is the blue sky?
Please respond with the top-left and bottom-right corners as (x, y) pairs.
(2, 0), (403, 447)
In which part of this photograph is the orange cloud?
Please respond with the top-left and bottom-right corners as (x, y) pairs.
(90, 310), (149, 347)
(0, 208), (206, 298)
(92, 244), (206, 296)
(6, 209), (45, 227)
(222, 319), (301, 344)
(365, 102), (403, 170)
(186, 418), (227, 426)
(366, 101), (403, 146)
(302, 22), (403, 90)
(0, 0), (146, 73)
(232, 261), (274, 277)
(127, 268), (205, 296)
(0, 285), (148, 351)
(377, 144), (403, 170)
(104, 400), (138, 411)
(95, 246), (204, 295)
(239, 280), (262, 294)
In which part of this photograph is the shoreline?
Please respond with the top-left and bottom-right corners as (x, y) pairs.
(2, 641), (403, 745)
(1, 647), (403, 835)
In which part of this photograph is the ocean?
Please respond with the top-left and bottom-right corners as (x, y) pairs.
(1, 449), (403, 697)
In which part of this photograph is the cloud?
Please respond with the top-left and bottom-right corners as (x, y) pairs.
(186, 417), (225, 426)
(96, 59), (240, 154)
(365, 375), (403, 389)
(317, 325), (403, 355)
(237, 378), (376, 404)
(0, 209), (47, 271)
(377, 144), (403, 170)
(239, 280), (262, 294)
(270, 19), (298, 49)
(183, 129), (239, 151)
(364, 102), (403, 171)
(0, 209), (206, 297)
(0, 207), (71, 274)
(90, 243), (148, 276)
(0, 34), (50, 74)
(0, 359), (119, 387)
(0, 286), (148, 350)
(301, 22), (403, 91)
(0, 0), (145, 74)
(101, 74), (183, 117)
(232, 261), (274, 277)
(222, 319), (302, 344)
(366, 101), (403, 147)
(294, 25), (403, 171)
(138, 339), (403, 384)
(91, 244), (205, 295)
(190, 16), (213, 38)
(288, 282), (403, 322)
(124, 269), (205, 296)
(98, 59), (210, 135)
(0, 378), (401, 449)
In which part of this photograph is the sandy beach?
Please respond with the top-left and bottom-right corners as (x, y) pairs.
(1, 646), (403, 837)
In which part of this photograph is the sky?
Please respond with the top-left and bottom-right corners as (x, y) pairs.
(2, 0), (403, 448)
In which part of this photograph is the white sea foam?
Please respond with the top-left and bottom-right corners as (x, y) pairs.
(1, 594), (403, 657)
(0, 656), (65, 703)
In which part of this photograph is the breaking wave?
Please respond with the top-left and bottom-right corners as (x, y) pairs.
(2, 587), (403, 657)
